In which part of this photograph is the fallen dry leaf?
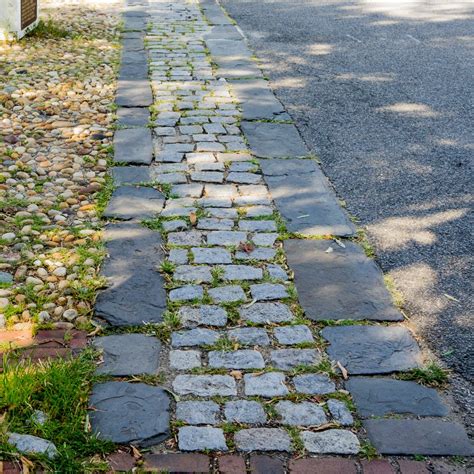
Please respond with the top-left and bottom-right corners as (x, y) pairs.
(337, 361), (349, 380)
(189, 211), (197, 226)
(238, 241), (255, 253)
(230, 370), (243, 380)
(131, 445), (142, 459)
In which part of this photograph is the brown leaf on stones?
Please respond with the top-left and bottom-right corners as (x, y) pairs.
(238, 242), (255, 253)
(21, 456), (34, 474)
(131, 445), (142, 459)
(230, 370), (243, 380)
(189, 211), (197, 226)
(312, 422), (339, 431)
(337, 361), (349, 379)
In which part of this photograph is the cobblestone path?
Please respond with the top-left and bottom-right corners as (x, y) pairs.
(89, 0), (473, 471)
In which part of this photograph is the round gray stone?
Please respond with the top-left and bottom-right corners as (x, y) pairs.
(8, 433), (58, 459)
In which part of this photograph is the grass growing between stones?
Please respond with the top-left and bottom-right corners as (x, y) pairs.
(0, 349), (114, 471)
(397, 362), (449, 388)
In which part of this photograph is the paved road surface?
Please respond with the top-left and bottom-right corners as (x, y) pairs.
(222, 0), (474, 429)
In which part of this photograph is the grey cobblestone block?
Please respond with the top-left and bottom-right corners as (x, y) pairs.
(235, 248), (276, 261)
(153, 172), (187, 184)
(244, 372), (289, 397)
(207, 207), (238, 218)
(229, 162), (256, 172)
(245, 205), (273, 217)
(227, 172), (262, 184)
(174, 265), (213, 283)
(173, 375), (237, 396)
(178, 305), (228, 327)
(207, 231), (247, 246)
(205, 184), (238, 198)
(171, 328), (219, 347)
(186, 152), (216, 164)
(155, 126), (176, 136)
(271, 349), (320, 370)
(293, 374), (336, 395)
(199, 197), (233, 208)
(176, 401), (220, 425)
(172, 184), (204, 198)
(266, 264), (288, 281)
(216, 152), (253, 162)
(192, 247), (232, 264)
(228, 327), (270, 346)
(169, 285), (203, 302)
(327, 399), (354, 426)
(275, 401), (327, 426)
(251, 233), (278, 247)
(239, 220), (277, 232)
(162, 207), (197, 218)
(240, 302), (294, 324)
(235, 195), (272, 206)
(178, 426), (227, 451)
(274, 325), (314, 345)
(163, 220), (188, 233)
(168, 231), (204, 246)
(225, 400), (267, 424)
(222, 265), (263, 281)
(191, 172), (224, 183)
(195, 162), (225, 172)
(209, 350), (265, 369)
(197, 142), (225, 152)
(302, 430), (360, 454)
(197, 218), (234, 231)
(250, 283), (288, 301)
(238, 185), (268, 196)
(116, 107), (149, 128)
(169, 350), (202, 370)
(235, 428), (292, 452)
(208, 285), (246, 303)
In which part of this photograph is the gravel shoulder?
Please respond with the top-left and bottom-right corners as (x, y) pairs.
(221, 0), (474, 432)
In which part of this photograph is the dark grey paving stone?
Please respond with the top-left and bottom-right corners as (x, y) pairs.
(322, 326), (422, 374)
(206, 39), (252, 58)
(230, 79), (289, 121)
(89, 381), (170, 447)
(201, 4), (233, 25)
(122, 38), (144, 51)
(116, 79), (153, 107)
(103, 186), (164, 220)
(213, 58), (263, 79)
(93, 334), (161, 376)
(121, 31), (144, 40)
(116, 107), (149, 128)
(123, 16), (147, 31)
(346, 377), (449, 417)
(261, 159), (355, 236)
(241, 122), (308, 158)
(111, 166), (151, 185)
(114, 127), (153, 165)
(95, 222), (167, 326)
(284, 240), (402, 321)
(204, 25), (243, 40)
(364, 419), (474, 455)
(121, 50), (146, 63)
(119, 61), (148, 80)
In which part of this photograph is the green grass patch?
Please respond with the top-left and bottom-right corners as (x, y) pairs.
(397, 362), (449, 388)
(0, 350), (113, 471)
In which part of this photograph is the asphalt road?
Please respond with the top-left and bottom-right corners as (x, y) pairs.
(221, 0), (474, 429)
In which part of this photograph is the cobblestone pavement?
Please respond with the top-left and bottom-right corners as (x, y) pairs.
(88, 0), (473, 469)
